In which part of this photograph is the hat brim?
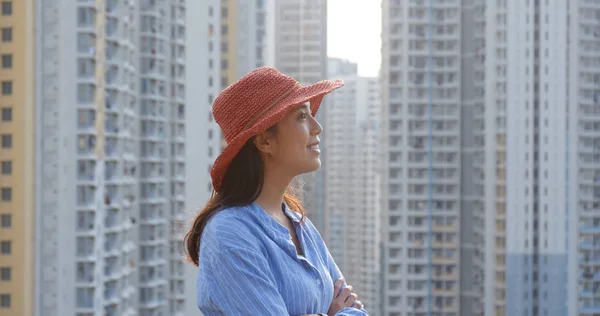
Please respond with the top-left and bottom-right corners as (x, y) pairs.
(210, 79), (344, 192)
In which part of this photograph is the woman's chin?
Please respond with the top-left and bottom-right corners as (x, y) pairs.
(308, 159), (322, 172)
(297, 159), (321, 175)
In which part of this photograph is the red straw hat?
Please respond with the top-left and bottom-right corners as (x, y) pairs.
(210, 66), (344, 192)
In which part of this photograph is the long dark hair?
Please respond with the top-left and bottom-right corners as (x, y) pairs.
(183, 126), (306, 266)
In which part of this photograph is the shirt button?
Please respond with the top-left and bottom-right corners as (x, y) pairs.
(316, 279), (321, 285)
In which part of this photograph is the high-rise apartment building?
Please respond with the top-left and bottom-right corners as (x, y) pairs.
(383, 1), (600, 316)
(475, 0), (506, 315)
(502, 1), (599, 315)
(382, 1), (468, 315)
(0, 0), (36, 314)
(354, 75), (383, 316)
(326, 58), (382, 315)
(275, 0), (329, 232)
(7, 0), (220, 315)
(466, 1), (600, 315)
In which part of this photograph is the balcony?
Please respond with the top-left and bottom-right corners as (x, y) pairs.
(77, 185), (97, 208)
(103, 232), (121, 255)
(77, 58), (96, 83)
(105, 42), (120, 63)
(103, 280), (119, 300)
(76, 287), (95, 309)
(76, 236), (96, 258)
(77, 159), (96, 182)
(77, 110), (96, 134)
(76, 210), (96, 234)
(104, 114), (120, 137)
(105, 0), (119, 15)
(77, 83), (97, 108)
(105, 137), (119, 158)
(105, 65), (120, 89)
(139, 224), (166, 245)
(105, 17), (119, 40)
(140, 36), (167, 60)
(77, 6), (96, 30)
(104, 208), (121, 230)
(76, 262), (95, 284)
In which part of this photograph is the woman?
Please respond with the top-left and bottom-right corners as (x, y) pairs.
(184, 67), (369, 316)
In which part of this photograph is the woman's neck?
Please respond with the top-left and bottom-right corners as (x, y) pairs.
(255, 168), (292, 215)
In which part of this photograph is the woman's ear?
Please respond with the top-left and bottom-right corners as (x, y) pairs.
(253, 131), (275, 155)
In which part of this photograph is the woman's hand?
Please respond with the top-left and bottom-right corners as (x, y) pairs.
(327, 278), (364, 316)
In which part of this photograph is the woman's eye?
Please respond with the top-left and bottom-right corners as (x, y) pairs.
(299, 113), (307, 119)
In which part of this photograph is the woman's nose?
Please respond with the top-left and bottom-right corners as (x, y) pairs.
(311, 116), (323, 135)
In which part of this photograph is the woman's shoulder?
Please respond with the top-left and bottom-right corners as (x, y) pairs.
(201, 205), (261, 251)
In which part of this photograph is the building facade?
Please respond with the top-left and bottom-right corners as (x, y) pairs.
(0, 0), (36, 314)
(326, 58), (382, 315)
(503, 0), (599, 315)
(382, 0), (470, 314)
(383, 1), (600, 316)
(19, 0), (219, 315)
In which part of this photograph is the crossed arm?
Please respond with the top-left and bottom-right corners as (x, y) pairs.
(200, 245), (368, 316)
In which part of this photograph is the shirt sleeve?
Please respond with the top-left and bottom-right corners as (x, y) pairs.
(201, 245), (290, 315)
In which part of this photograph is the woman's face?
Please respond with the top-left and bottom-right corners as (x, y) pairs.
(256, 103), (323, 177)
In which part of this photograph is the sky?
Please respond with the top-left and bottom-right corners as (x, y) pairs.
(327, 0), (382, 77)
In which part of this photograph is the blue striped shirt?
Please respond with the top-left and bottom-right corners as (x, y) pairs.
(196, 202), (369, 316)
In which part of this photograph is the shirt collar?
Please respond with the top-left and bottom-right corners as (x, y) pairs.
(248, 202), (290, 238)
(282, 202), (302, 223)
(248, 202), (302, 234)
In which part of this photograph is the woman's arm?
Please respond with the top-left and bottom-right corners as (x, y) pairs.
(201, 245), (290, 315)
(203, 246), (364, 316)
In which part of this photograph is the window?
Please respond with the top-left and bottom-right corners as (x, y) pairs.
(1, 161), (10, 175)
(0, 294), (9, 307)
(1, 81), (11, 95)
(221, 42), (228, 53)
(208, 130), (213, 139)
(222, 7), (228, 17)
(1, 28), (11, 42)
(1, 1), (11, 15)
(0, 268), (9, 281)
(1, 108), (11, 121)
(0, 241), (10, 255)
(0, 54), (10, 68)
(1, 135), (10, 148)
(221, 24), (228, 35)
(1, 188), (10, 201)
(221, 59), (228, 70)
(0, 215), (9, 228)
